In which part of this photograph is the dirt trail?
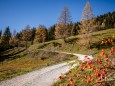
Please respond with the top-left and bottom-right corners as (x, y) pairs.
(0, 50), (93, 86)
(0, 61), (77, 86)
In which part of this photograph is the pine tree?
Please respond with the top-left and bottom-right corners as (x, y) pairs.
(48, 25), (55, 41)
(31, 27), (36, 45)
(0, 30), (2, 43)
(1, 26), (11, 50)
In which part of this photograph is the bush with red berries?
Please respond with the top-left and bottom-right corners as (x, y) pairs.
(54, 38), (115, 86)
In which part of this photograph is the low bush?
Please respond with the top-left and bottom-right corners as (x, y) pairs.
(53, 38), (115, 86)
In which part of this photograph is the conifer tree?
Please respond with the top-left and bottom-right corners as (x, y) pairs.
(79, 2), (95, 49)
(0, 30), (2, 43)
(31, 27), (36, 45)
(34, 25), (47, 43)
(55, 6), (72, 42)
(2, 26), (11, 50)
(21, 25), (32, 49)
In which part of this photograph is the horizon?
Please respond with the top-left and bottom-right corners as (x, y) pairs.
(0, 0), (115, 33)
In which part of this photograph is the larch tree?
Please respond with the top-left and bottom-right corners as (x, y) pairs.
(78, 2), (95, 49)
(55, 6), (72, 42)
(21, 25), (32, 49)
(34, 25), (47, 43)
(9, 29), (19, 48)
(58, 6), (71, 24)
(15, 32), (21, 47)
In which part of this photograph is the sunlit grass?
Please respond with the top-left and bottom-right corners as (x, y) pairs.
(0, 56), (52, 81)
(0, 48), (76, 81)
(0, 28), (115, 82)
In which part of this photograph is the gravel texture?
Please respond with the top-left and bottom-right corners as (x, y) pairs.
(0, 61), (74, 86)
(0, 52), (93, 86)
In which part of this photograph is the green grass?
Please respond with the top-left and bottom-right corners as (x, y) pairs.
(0, 53), (52, 81)
(0, 28), (115, 82)
(33, 28), (115, 54)
(52, 46), (115, 86)
(51, 28), (115, 86)
(0, 47), (76, 81)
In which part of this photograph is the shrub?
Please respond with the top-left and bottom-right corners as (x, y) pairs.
(55, 38), (115, 86)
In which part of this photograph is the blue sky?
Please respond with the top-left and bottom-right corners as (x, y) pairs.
(0, 0), (115, 32)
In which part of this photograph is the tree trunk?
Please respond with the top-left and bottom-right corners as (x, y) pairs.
(63, 37), (66, 42)
(26, 41), (27, 49)
(31, 40), (33, 45)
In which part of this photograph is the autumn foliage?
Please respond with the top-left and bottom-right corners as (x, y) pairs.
(34, 25), (47, 43)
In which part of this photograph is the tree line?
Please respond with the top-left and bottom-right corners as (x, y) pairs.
(0, 3), (115, 51)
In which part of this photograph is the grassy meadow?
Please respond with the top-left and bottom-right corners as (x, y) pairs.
(0, 28), (115, 82)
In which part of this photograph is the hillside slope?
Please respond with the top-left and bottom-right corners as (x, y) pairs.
(0, 28), (115, 82)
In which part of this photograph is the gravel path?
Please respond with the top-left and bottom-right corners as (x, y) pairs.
(0, 61), (76, 86)
(0, 50), (93, 86)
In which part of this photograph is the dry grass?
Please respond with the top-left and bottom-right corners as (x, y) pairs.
(0, 47), (75, 81)
(0, 56), (52, 81)
(0, 28), (115, 82)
